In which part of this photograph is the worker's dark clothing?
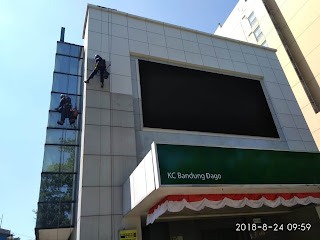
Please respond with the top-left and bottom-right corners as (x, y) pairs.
(87, 57), (106, 84)
(57, 96), (72, 122)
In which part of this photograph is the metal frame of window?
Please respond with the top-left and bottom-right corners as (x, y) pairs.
(54, 71), (83, 77)
(51, 91), (82, 97)
(56, 53), (83, 60)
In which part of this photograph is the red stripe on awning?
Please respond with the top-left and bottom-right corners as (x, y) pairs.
(148, 193), (320, 214)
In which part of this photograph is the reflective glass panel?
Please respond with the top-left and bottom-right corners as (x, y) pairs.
(69, 57), (79, 75)
(36, 203), (59, 228)
(48, 111), (62, 128)
(70, 45), (81, 58)
(254, 26), (263, 41)
(68, 75), (78, 95)
(43, 146), (61, 172)
(50, 92), (81, 112)
(52, 73), (68, 92)
(262, 40), (269, 47)
(248, 12), (257, 27)
(64, 130), (77, 145)
(69, 95), (82, 110)
(39, 174), (74, 202)
(50, 93), (61, 110)
(55, 55), (70, 74)
(36, 202), (74, 228)
(59, 203), (73, 227)
(57, 43), (70, 55)
(42, 145), (77, 172)
(46, 129), (63, 144)
(61, 146), (77, 172)
(60, 174), (75, 201)
(48, 111), (80, 128)
(46, 129), (77, 145)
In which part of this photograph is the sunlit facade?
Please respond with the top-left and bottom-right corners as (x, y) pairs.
(215, 0), (320, 150)
(35, 4), (320, 240)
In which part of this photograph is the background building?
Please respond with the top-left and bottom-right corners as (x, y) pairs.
(0, 228), (20, 240)
(215, 0), (320, 150)
(0, 228), (10, 240)
(36, 3), (320, 240)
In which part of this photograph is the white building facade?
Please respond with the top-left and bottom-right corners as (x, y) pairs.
(215, 0), (320, 150)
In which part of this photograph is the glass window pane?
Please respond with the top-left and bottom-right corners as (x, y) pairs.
(69, 57), (79, 75)
(36, 202), (74, 229)
(39, 174), (74, 202)
(59, 203), (73, 227)
(39, 174), (61, 201)
(57, 43), (70, 55)
(50, 93), (61, 110)
(46, 129), (63, 144)
(61, 146), (77, 172)
(60, 174), (75, 201)
(68, 75), (78, 95)
(254, 26), (261, 36)
(254, 26), (263, 41)
(48, 111), (80, 128)
(46, 129), (77, 145)
(70, 45), (80, 58)
(36, 203), (59, 228)
(69, 95), (82, 110)
(55, 55), (70, 73)
(52, 73), (68, 92)
(257, 32), (264, 41)
(248, 12), (257, 27)
(248, 12), (254, 22)
(65, 130), (77, 145)
(43, 146), (61, 172)
(48, 111), (62, 128)
(262, 40), (269, 47)
(43, 145), (77, 173)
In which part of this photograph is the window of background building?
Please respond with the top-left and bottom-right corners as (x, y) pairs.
(262, 40), (268, 47)
(253, 26), (264, 42)
(248, 12), (257, 27)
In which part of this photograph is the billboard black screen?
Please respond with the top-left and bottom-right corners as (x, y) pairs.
(138, 60), (279, 138)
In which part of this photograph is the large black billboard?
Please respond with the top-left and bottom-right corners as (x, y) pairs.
(138, 60), (279, 138)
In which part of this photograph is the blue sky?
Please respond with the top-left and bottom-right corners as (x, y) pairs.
(0, 0), (238, 239)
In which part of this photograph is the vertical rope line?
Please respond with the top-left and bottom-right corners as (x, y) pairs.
(108, 8), (114, 240)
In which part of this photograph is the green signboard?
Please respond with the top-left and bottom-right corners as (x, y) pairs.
(156, 144), (320, 185)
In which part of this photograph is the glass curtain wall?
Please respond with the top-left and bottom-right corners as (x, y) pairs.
(36, 42), (83, 229)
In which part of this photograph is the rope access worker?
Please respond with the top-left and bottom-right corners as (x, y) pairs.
(84, 54), (109, 88)
(55, 94), (72, 125)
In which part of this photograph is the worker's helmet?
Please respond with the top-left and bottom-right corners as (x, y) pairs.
(95, 54), (101, 59)
(60, 94), (65, 98)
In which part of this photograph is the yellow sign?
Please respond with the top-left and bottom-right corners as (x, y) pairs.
(119, 229), (137, 240)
